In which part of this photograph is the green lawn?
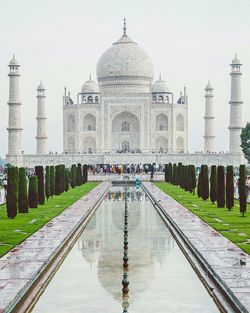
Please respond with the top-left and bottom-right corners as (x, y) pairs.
(155, 182), (250, 254)
(0, 182), (99, 257)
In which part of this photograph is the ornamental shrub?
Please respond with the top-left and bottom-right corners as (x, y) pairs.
(71, 164), (77, 188)
(173, 164), (177, 185)
(210, 165), (217, 204)
(18, 167), (28, 213)
(226, 165), (234, 210)
(50, 165), (55, 197)
(6, 166), (19, 219)
(197, 172), (202, 198)
(190, 165), (196, 194)
(217, 165), (225, 208)
(35, 166), (45, 205)
(164, 164), (168, 182)
(55, 164), (65, 195)
(77, 163), (82, 186)
(65, 168), (69, 192)
(83, 164), (88, 183)
(28, 175), (38, 208)
(45, 166), (50, 200)
(239, 164), (247, 217)
(168, 163), (173, 184)
(201, 165), (209, 200)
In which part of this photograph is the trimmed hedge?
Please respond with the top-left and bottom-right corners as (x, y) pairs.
(83, 164), (88, 184)
(217, 165), (225, 208)
(18, 167), (28, 213)
(50, 165), (55, 197)
(210, 165), (217, 204)
(7, 167), (19, 219)
(201, 165), (209, 200)
(28, 175), (38, 208)
(239, 164), (247, 216)
(35, 166), (45, 205)
(226, 165), (234, 210)
(45, 166), (50, 200)
(71, 164), (77, 188)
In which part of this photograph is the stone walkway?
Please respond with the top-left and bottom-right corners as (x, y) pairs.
(143, 182), (250, 312)
(0, 181), (110, 313)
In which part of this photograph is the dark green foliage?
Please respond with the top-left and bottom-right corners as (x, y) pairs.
(177, 162), (182, 186)
(168, 163), (173, 184)
(55, 164), (65, 195)
(164, 164), (168, 182)
(71, 164), (77, 188)
(240, 122), (250, 163)
(189, 165), (196, 194)
(217, 165), (225, 208)
(45, 166), (50, 200)
(35, 166), (45, 205)
(18, 167), (28, 213)
(64, 169), (69, 192)
(210, 165), (217, 204)
(239, 164), (247, 216)
(6, 167), (19, 219)
(226, 165), (234, 210)
(49, 166), (55, 197)
(77, 163), (82, 186)
(28, 175), (38, 208)
(173, 164), (177, 185)
(200, 165), (209, 200)
(197, 172), (202, 198)
(83, 164), (88, 183)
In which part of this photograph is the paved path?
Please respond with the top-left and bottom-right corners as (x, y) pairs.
(0, 181), (110, 313)
(143, 182), (250, 312)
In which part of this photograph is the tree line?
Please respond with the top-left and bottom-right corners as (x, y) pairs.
(6, 163), (88, 219)
(165, 163), (247, 216)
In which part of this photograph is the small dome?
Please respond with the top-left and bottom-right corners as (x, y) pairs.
(37, 81), (45, 90)
(152, 77), (169, 93)
(9, 54), (19, 66)
(81, 78), (99, 93)
(231, 53), (241, 65)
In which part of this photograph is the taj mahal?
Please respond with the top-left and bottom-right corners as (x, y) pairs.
(6, 20), (245, 167)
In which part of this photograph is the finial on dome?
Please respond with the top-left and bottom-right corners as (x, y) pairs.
(123, 18), (127, 36)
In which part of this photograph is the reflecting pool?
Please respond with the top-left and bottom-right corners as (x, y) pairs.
(32, 186), (219, 313)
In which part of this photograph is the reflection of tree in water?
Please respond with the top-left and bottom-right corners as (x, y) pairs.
(77, 186), (175, 302)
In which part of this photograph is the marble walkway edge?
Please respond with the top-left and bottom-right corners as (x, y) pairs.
(0, 181), (110, 313)
(143, 182), (250, 313)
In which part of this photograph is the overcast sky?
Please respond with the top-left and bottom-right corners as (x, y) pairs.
(0, 0), (250, 158)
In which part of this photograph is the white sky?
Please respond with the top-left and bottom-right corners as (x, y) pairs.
(0, 0), (250, 158)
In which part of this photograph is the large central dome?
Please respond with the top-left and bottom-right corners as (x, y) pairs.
(96, 27), (154, 93)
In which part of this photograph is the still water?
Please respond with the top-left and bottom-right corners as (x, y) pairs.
(32, 186), (219, 313)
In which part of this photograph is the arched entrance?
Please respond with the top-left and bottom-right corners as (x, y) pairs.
(112, 111), (140, 152)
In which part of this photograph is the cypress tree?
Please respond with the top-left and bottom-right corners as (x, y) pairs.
(61, 165), (66, 193)
(164, 164), (168, 182)
(217, 165), (225, 208)
(18, 167), (28, 213)
(6, 166), (19, 219)
(190, 165), (196, 194)
(83, 164), (88, 183)
(226, 165), (234, 210)
(173, 164), (177, 185)
(55, 165), (61, 195)
(239, 164), (247, 217)
(201, 165), (209, 200)
(45, 166), (50, 200)
(71, 164), (76, 188)
(210, 165), (217, 204)
(197, 172), (202, 198)
(28, 175), (38, 208)
(168, 163), (173, 184)
(77, 163), (82, 186)
(35, 166), (45, 205)
(50, 165), (55, 197)
(65, 169), (69, 192)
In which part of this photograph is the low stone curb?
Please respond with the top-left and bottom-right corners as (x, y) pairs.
(0, 181), (110, 313)
(143, 182), (250, 312)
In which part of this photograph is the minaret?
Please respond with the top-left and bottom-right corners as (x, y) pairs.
(204, 81), (215, 153)
(36, 81), (48, 154)
(229, 54), (243, 154)
(7, 55), (22, 155)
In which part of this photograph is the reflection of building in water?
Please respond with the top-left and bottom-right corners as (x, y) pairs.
(77, 186), (175, 301)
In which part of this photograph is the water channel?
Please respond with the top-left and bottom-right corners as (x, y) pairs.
(32, 185), (219, 312)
